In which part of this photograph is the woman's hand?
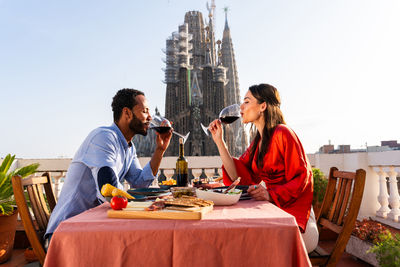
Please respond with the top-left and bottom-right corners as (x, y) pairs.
(247, 184), (271, 201)
(208, 119), (224, 146)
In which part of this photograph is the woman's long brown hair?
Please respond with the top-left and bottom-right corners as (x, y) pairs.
(248, 84), (286, 169)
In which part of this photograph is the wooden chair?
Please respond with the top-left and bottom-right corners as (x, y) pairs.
(12, 172), (57, 266)
(308, 167), (366, 267)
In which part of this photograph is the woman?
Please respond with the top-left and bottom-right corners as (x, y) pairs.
(208, 83), (319, 253)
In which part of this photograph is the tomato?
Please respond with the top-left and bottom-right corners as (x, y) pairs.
(110, 195), (128, 210)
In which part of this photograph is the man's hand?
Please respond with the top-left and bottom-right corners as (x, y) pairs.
(150, 129), (172, 176)
(155, 129), (172, 152)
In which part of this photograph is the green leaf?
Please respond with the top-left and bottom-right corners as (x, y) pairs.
(0, 202), (14, 216)
(312, 168), (328, 204)
(13, 163), (39, 178)
(368, 231), (400, 267)
(0, 172), (7, 189)
(0, 154), (39, 215)
(0, 154), (11, 173)
(0, 154), (14, 174)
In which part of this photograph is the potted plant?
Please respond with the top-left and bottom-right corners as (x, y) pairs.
(312, 168), (327, 217)
(0, 154), (39, 263)
(368, 230), (400, 267)
(347, 219), (396, 266)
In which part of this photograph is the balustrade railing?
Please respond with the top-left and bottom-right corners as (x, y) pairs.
(15, 151), (400, 230)
(371, 165), (400, 225)
(146, 167), (223, 188)
(40, 167), (224, 198)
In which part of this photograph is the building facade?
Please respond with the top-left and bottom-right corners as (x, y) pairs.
(162, 5), (247, 157)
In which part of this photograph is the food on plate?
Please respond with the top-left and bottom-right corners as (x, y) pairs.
(193, 182), (225, 189)
(111, 188), (135, 199)
(110, 196), (128, 210)
(101, 183), (117, 197)
(165, 195), (213, 208)
(145, 200), (166, 211)
(170, 187), (195, 198)
(214, 177), (223, 182)
(161, 179), (177, 186)
(211, 189), (241, 195)
(144, 196), (213, 212)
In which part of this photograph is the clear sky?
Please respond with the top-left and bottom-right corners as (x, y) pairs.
(1, 0), (399, 158)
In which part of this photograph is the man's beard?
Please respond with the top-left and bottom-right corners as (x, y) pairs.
(129, 114), (148, 136)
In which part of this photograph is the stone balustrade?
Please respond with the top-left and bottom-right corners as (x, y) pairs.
(371, 165), (400, 227)
(308, 150), (400, 228)
(14, 151), (400, 230)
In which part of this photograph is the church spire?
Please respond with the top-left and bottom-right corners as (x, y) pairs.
(224, 6), (229, 30)
(205, 1), (216, 66)
(221, 6), (240, 105)
(206, 0), (216, 30)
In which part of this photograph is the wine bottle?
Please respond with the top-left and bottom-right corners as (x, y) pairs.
(176, 138), (188, 187)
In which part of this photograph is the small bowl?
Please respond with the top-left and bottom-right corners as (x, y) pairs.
(195, 188), (242, 206)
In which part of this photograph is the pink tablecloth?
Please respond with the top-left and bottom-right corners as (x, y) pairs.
(44, 200), (311, 267)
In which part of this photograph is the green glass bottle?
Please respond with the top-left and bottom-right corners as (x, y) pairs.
(176, 138), (188, 187)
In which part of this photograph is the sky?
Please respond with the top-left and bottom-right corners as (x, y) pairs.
(1, 0), (399, 158)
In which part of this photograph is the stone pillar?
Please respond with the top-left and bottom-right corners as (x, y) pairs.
(53, 171), (65, 199)
(387, 167), (400, 222)
(375, 167), (390, 218)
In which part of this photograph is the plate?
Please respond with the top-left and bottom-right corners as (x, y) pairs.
(159, 185), (177, 190)
(128, 188), (170, 196)
(128, 195), (148, 201)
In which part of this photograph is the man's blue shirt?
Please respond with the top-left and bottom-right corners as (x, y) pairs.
(45, 123), (155, 237)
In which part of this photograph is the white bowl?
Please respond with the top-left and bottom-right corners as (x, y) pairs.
(195, 188), (242, 206)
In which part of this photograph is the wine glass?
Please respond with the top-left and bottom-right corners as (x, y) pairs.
(201, 104), (241, 136)
(191, 168), (203, 186)
(150, 115), (190, 143)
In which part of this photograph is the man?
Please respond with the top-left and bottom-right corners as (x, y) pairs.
(45, 88), (172, 240)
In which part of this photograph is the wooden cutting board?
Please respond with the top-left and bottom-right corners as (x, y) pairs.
(107, 205), (213, 220)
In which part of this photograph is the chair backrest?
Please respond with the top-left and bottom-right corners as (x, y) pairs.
(12, 172), (57, 266)
(309, 167), (366, 267)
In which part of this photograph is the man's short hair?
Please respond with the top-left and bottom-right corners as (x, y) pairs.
(111, 88), (144, 122)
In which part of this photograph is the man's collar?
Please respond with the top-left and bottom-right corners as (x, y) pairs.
(111, 123), (132, 148)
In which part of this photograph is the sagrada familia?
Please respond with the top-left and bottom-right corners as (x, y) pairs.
(134, 1), (248, 157)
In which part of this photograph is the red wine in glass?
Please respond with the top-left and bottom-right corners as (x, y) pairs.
(219, 116), (240, 124)
(151, 126), (172, 134)
(201, 104), (241, 136)
(150, 115), (190, 143)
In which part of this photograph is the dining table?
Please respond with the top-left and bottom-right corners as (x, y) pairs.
(44, 199), (311, 267)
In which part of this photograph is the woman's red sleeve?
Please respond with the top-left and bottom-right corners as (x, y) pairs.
(267, 127), (313, 208)
(221, 144), (260, 186)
